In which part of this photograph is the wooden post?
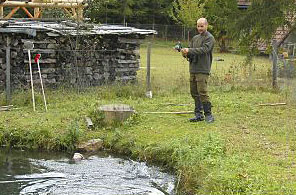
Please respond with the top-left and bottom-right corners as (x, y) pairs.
(77, 7), (83, 21)
(28, 49), (35, 111)
(165, 25), (168, 42)
(6, 37), (11, 105)
(183, 25), (186, 41)
(5, 6), (20, 19)
(187, 30), (190, 44)
(272, 40), (278, 89)
(146, 42), (152, 98)
(21, 7), (34, 18)
(0, 6), (3, 18)
(152, 23), (155, 39)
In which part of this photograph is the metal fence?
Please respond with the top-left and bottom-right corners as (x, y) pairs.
(276, 42), (296, 101)
(115, 23), (197, 42)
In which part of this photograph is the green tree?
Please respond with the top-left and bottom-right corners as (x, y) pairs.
(119, 0), (134, 24)
(85, 0), (134, 24)
(204, 0), (238, 52)
(85, 0), (174, 24)
(85, 0), (111, 23)
(232, 0), (296, 53)
(170, 0), (205, 27)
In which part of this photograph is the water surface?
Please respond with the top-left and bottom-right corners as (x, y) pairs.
(0, 149), (175, 195)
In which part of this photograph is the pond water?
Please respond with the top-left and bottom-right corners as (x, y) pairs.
(0, 149), (175, 195)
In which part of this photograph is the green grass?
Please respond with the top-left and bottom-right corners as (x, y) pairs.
(1, 40), (296, 194)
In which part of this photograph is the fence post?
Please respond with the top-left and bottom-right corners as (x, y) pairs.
(272, 40), (278, 89)
(6, 37), (11, 105)
(187, 31), (190, 44)
(152, 23), (155, 39)
(165, 25), (168, 42)
(146, 42), (152, 98)
(183, 25), (186, 41)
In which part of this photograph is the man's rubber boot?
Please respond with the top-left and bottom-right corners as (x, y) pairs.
(189, 99), (204, 122)
(203, 102), (214, 123)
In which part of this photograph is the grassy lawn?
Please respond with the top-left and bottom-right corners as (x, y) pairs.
(1, 40), (296, 194)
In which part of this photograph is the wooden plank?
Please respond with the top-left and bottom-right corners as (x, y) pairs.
(35, 9), (41, 18)
(6, 39), (11, 105)
(118, 37), (142, 44)
(2, 2), (87, 8)
(117, 48), (140, 55)
(143, 111), (194, 114)
(4, 6), (20, 19)
(259, 103), (286, 106)
(24, 58), (56, 64)
(115, 67), (138, 72)
(23, 49), (56, 54)
(163, 103), (189, 106)
(85, 117), (93, 129)
(21, 7), (34, 18)
(63, 8), (72, 17)
(0, 105), (13, 112)
(34, 7), (40, 18)
(76, 6), (83, 21)
(71, 7), (77, 18)
(0, 6), (3, 18)
(21, 39), (57, 44)
(117, 59), (139, 64)
(52, 0), (84, 3)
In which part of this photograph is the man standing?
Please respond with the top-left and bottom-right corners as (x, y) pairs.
(181, 18), (215, 123)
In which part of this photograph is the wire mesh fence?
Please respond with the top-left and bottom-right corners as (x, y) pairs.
(276, 42), (296, 101)
(114, 23), (197, 42)
(2, 30), (296, 105)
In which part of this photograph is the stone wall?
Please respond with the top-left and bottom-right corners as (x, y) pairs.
(0, 31), (143, 90)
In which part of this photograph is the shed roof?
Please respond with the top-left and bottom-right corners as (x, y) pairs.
(0, 20), (157, 37)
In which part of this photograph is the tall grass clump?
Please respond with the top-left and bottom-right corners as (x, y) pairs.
(168, 133), (226, 194)
(57, 120), (81, 151)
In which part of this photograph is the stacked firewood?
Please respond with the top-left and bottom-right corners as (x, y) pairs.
(0, 31), (142, 90)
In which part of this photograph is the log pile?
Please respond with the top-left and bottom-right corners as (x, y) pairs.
(0, 25), (147, 90)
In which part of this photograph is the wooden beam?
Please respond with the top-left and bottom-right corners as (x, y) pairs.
(51, 0), (84, 3)
(258, 103), (286, 106)
(6, 37), (11, 105)
(77, 6), (83, 21)
(143, 111), (194, 114)
(38, 8), (43, 18)
(0, 105), (13, 112)
(85, 117), (93, 129)
(0, 6), (3, 18)
(2, 1), (87, 8)
(34, 7), (40, 18)
(71, 7), (77, 18)
(21, 7), (34, 18)
(5, 6), (20, 19)
(63, 8), (72, 17)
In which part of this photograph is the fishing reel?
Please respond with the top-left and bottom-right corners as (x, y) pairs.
(174, 41), (182, 52)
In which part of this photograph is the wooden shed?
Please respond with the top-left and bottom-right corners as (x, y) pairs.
(0, 19), (156, 91)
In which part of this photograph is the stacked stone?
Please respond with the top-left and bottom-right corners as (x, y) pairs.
(115, 37), (141, 82)
(0, 32), (143, 90)
(0, 34), (27, 90)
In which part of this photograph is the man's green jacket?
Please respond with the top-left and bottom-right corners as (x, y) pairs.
(187, 31), (215, 74)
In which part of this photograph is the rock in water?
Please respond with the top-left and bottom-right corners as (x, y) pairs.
(73, 153), (84, 161)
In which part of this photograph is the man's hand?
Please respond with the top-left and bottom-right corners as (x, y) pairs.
(181, 48), (189, 58)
